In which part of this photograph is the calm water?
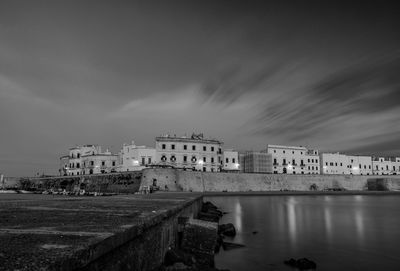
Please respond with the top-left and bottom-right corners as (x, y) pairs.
(205, 195), (400, 271)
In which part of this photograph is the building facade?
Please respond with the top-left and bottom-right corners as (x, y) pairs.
(320, 153), (373, 175)
(266, 145), (320, 174)
(155, 133), (223, 172)
(223, 150), (240, 172)
(64, 145), (102, 176)
(118, 141), (156, 172)
(241, 151), (272, 173)
(372, 157), (400, 175)
(81, 151), (119, 175)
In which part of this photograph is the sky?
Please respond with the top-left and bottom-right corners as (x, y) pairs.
(1, 0), (399, 176)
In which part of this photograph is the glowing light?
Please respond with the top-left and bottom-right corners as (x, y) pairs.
(132, 160), (139, 166)
(287, 164), (293, 169)
(235, 163), (240, 169)
(198, 160), (204, 165)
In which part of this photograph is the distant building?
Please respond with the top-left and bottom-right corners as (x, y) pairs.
(320, 153), (349, 174)
(155, 133), (223, 172)
(372, 157), (400, 175)
(64, 145), (102, 176)
(266, 145), (320, 174)
(222, 149), (240, 172)
(320, 153), (372, 175)
(60, 145), (119, 175)
(241, 151), (272, 173)
(81, 150), (118, 174)
(118, 141), (156, 172)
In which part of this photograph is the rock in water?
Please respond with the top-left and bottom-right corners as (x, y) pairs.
(218, 223), (236, 237)
(284, 258), (317, 270)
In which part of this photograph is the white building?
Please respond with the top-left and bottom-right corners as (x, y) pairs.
(118, 141), (156, 172)
(266, 145), (320, 174)
(372, 157), (400, 175)
(320, 153), (349, 174)
(320, 153), (373, 175)
(81, 150), (118, 175)
(155, 133), (223, 172)
(222, 149), (240, 172)
(64, 145), (102, 176)
(347, 155), (373, 175)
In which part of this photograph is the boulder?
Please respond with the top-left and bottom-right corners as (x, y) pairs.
(284, 258), (317, 270)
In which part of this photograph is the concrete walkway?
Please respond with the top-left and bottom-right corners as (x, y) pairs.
(0, 193), (202, 271)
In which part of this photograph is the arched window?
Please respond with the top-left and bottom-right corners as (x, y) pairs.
(191, 156), (197, 163)
(170, 155), (176, 162)
(161, 155), (167, 162)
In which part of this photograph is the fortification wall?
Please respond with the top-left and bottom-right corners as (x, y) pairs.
(18, 172), (142, 193)
(141, 168), (400, 192)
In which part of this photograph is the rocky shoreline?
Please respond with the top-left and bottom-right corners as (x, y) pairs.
(159, 201), (242, 271)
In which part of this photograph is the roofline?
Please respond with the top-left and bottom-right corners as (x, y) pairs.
(155, 136), (223, 145)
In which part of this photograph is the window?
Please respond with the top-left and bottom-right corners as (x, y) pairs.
(211, 157), (214, 163)
(77, 172), (79, 175)
(312, 159), (314, 163)
(148, 158), (151, 164)
(162, 144), (166, 150)
(211, 147), (214, 152)
(283, 159), (286, 165)
(316, 166), (318, 170)
(335, 162), (337, 166)
(364, 165), (366, 169)
(191, 156), (197, 162)
(170, 155), (176, 162)
(308, 166), (310, 170)
(292, 151), (294, 154)
(326, 162), (328, 166)
(77, 163), (80, 168)
(90, 161), (94, 166)
(184, 145), (187, 150)
(274, 150), (276, 153)
(142, 157), (146, 165)
(183, 156), (187, 162)
(192, 145), (196, 151)
(283, 150), (285, 154)
(203, 146), (206, 151)
(211, 168), (214, 172)
(301, 152), (303, 155)
(77, 153), (80, 158)
(112, 161), (116, 166)
(308, 159), (310, 163)
(203, 157), (206, 163)
(274, 158), (277, 165)
(292, 159), (295, 165)
(386, 165), (389, 170)
(203, 167), (206, 172)
(171, 144), (175, 150)
(233, 158), (236, 163)
(102, 161), (105, 166)
(226, 158), (229, 163)
(161, 155), (167, 162)
(316, 159), (318, 163)
(340, 163), (343, 166)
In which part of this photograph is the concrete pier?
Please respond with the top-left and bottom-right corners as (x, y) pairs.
(0, 193), (202, 271)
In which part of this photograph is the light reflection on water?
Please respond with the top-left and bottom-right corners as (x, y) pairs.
(205, 195), (400, 271)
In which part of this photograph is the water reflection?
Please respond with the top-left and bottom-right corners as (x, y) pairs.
(287, 197), (297, 245)
(206, 195), (400, 271)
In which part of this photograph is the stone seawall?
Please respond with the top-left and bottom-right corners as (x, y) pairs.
(141, 168), (400, 192)
(18, 172), (142, 193)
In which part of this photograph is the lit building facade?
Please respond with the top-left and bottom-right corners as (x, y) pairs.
(118, 141), (156, 172)
(155, 133), (223, 172)
(320, 153), (349, 174)
(320, 153), (373, 175)
(223, 149), (240, 172)
(241, 151), (272, 173)
(372, 157), (400, 175)
(266, 145), (320, 174)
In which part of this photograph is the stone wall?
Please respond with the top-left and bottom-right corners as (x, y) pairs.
(141, 168), (400, 192)
(18, 172), (142, 193)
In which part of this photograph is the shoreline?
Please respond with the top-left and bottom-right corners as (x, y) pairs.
(203, 190), (400, 196)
